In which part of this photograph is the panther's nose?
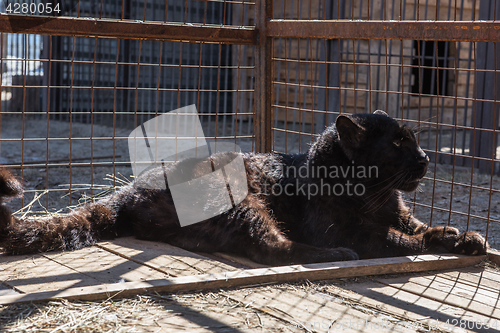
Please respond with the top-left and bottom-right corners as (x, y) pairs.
(418, 154), (429, 168)
(416, 146), (429, 168)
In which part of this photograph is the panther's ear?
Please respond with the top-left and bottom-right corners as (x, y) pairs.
(373, 110), (389, 117)
(336, 115), (364, 149)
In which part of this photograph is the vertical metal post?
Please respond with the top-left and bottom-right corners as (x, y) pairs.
(254, 0), (273, 153)
(41, 35), (50, 115)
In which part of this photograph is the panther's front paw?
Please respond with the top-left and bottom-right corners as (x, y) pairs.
(453, 232), (488, 255)
(423, 226), (459, 252)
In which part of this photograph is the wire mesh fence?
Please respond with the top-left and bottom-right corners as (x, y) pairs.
(0, 0), (257, 215)
(0, 0), (499, 248)
(270, 0), (500, 249)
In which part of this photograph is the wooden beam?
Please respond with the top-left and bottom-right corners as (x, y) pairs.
(0, 254), (485, 305)
(487, 249), (500, 266)
(267, 20), (500, 42)
(375, 270), (500, 319)
(0, 14), (257, 45)
(97, 237), (237, 276)
(338, 274), (498, 331)
(213, 252), (268, 269)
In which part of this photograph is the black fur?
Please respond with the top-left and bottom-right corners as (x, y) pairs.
(0, 112), (487, 264)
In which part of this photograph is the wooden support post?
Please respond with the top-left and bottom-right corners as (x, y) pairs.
(254, 0), (273, 153)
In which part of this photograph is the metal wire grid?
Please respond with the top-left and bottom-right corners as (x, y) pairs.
(8, 0), (255, 26)
(274, 0), (481, 21)
(272, 38), (478, 152)
(270, 0), (500, 248)
(45, 39), (241, 125)
(0, 0), (499, 249)
(0, 1), (256, 213)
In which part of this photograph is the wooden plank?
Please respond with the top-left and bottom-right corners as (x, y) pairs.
(194, 252), (251, 269)
(137, 292), (295, 332)
(0, 14), (257, 45)
(97, 237), (235, 275)
(0, 283), (18, 297)
(213, 252), (268, 269)
(227, 286), (416, 333)
(0, 287), (18, 297)
(387, 269), (500, 300)
(488, 249), (500, 267)
(436, 266), (500, 293)
(0, 254), (485, 305)
(334, 281), (497, 332)
(267, 20), (500, 43)
(0, 253), (103, 293)
(43, 246), (170, 284)
(376, 272), (500, 319)
(428, 274), (500, 304)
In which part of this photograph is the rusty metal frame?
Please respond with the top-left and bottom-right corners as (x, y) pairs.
(2, 13), (499, 153)
(253, 0), (273, 153)
(267, 20), (500, 42)
(0, 14), (257, 44)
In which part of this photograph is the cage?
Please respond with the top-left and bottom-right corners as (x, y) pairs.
(0, 0), (498, 327)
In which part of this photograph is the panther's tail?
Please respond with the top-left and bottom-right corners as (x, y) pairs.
(0, 167), (118, 254)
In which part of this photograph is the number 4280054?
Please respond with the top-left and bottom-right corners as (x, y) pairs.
(5, 2), (61, 15)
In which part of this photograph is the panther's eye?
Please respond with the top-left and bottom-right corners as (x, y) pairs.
(393, 138), (403, 147)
